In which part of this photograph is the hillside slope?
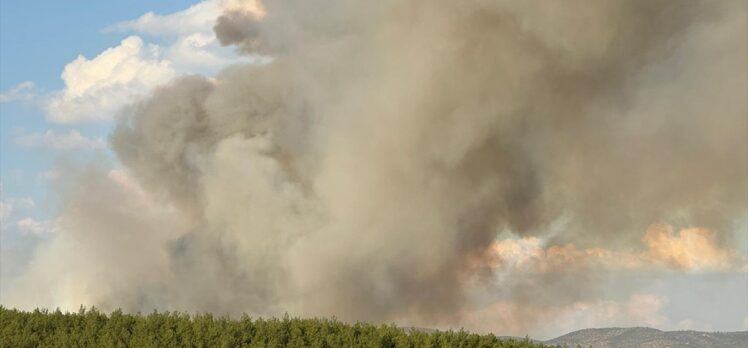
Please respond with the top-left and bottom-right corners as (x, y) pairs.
(544, 327), (748, 348)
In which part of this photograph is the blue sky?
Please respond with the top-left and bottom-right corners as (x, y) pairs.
(0, 1), (194, 89)
(1, 0), (241, 216)
(1, 0), (245, 292)
(0, 0), (746, 339)
(1, 2), (188, 295)
(1, 1), (196, 204)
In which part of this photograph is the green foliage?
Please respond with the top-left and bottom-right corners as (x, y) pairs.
(0, 306), (546, 348)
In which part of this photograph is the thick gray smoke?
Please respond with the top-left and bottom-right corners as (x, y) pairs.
(6, 0), (747, 333)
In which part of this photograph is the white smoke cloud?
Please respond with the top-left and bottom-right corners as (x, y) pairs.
(107, 0), (248, 75)
(487, 224), (745, 274)
(46, 1), (249, 124)
(0, 81), (36, 103)
(0, 187), (35, 227)
(16, 218), (57, 236)
(14, 129), (106, 151)
(45, 36), (175, 123)
(460, 293), (670, 339)
(106, 1), (222, 37)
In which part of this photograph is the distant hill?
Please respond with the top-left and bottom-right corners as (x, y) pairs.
(544, 327), (748, 348)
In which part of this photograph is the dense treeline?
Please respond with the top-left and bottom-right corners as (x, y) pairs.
(0, 306), (545, 348)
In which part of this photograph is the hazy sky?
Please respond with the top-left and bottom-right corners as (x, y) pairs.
(1, 1), (746, 339)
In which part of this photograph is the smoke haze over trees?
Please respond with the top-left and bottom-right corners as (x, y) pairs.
(2, 0), (747, 338)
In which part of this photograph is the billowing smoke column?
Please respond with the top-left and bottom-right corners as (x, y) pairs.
(7, 0), (747, 332)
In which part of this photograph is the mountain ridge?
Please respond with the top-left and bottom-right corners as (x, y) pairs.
(543, 327), (748, 348)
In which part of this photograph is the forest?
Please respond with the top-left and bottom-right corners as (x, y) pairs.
(0, 306), (546, 348)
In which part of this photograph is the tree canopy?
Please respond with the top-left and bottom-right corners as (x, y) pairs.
(0, 306), (546, 348)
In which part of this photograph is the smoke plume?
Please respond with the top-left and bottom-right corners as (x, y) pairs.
(6, 0), (747, 334)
